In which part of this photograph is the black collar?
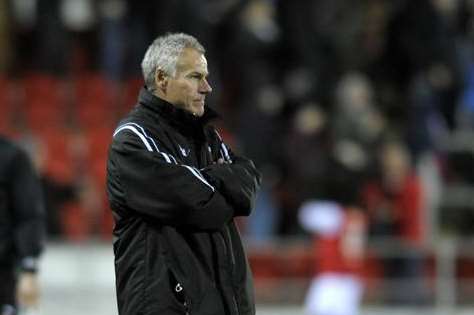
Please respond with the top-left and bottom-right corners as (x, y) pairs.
(137, 86), (219, 135)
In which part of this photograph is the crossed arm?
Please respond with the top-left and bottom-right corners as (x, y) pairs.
(108, 132), (261, 230)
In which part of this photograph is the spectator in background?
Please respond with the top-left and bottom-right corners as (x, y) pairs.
(331, 71), (386, 178)
(332, 72), (385, 155)
(0, 135), (45, 315)
(60, 0), (99, 74)
(299, 201), (367, 315)
(34, 0), (69, 74)
(278, 103), (331, 235)
(371, 0), (463, 130)
(0, 0), (12, 73)
(361, 140), (428, 304)
(23, 138), (79, 237)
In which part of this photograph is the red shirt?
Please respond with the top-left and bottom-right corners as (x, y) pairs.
(362, 174), (424, 245)
(313, 208), (366, 275)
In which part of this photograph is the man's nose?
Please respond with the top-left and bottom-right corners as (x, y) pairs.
(201, 79), (212, 93)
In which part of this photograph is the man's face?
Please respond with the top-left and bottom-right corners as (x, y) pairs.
(164, 48), (212, 117)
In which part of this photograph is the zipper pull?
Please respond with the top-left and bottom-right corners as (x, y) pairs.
(174, 282), (190, 313)
(184, 300), (191, 315)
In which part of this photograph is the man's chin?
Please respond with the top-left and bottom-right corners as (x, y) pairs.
(193, 105), (205, 117)
(194, 110), (205, 117)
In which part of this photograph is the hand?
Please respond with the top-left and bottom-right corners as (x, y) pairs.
(17, 272), (40, 308)
(202, 156), (261, 215)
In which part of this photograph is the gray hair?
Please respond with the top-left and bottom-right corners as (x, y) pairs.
(141, 33), (205, 91)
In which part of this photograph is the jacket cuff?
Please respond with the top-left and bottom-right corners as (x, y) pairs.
(20, 256), (39, 273)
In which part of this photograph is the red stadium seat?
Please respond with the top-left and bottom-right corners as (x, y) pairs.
(82, 126), (114, 239)
(72, 73), (118, 128)
(37, 128), (76, 184)
(83, 126), (113, 185)
(21, 73), (67, 132)
(121, 77), (143, 113)
(61, 202), (90, 241)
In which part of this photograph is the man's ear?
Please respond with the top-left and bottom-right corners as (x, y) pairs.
(155, 69), (168, 92)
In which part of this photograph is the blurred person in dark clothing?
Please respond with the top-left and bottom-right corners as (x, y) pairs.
(277, 0), (376, 106)
(0, 0), (12, 73)
(39, 175), (78, 236)
(0, 136), (45, 315)
(107, 33), (261, 315)
(371, 0), (463, 130)
(120, 0), (230, 79)
(331, 71), (386, 179)
(278, 103), (331, 235)
(26, 139), (79, 237)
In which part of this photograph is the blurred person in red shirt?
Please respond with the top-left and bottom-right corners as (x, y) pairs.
(362, 140), (424, 245)
(299, 201), (367, 315)
(361, 140), (428, 304)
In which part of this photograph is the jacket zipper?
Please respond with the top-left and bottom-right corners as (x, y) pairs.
(225, 226), (236, 267)
(171, 271), (192, 315)
(184, 298), (191, 315)
(220, 227), (240, 315)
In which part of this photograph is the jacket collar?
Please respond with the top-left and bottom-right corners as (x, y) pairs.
(137, 86), (219, 133)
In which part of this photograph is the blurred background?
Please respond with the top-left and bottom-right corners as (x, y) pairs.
(1, 0), (474, 314)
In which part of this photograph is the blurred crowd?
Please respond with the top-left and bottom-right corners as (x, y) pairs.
(0, 0), (474, 248)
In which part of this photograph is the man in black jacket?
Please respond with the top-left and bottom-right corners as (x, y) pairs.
(107, 33), (261, 315)
(0, 136), (45, 315)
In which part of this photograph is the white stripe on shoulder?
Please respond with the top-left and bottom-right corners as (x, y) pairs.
(181, 165), (215, 192)
(115, 122), (214, 192)
(125, 122), (161, 152)
(113, 125), (153, 152)
(114, 122), (174, 164)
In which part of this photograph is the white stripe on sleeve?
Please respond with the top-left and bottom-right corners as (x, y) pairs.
(182, 165), (215, 192)
(113, 125), (153, 152)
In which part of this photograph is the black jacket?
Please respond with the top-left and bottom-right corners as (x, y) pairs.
(0, 136), (45, 272)
(106, 88), (261, 315)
